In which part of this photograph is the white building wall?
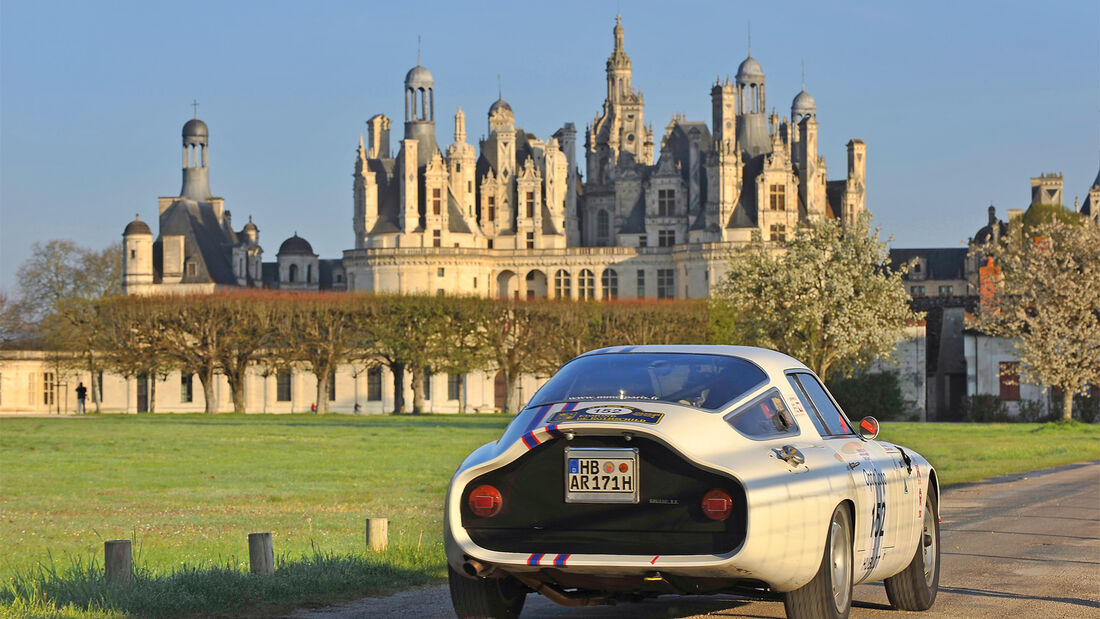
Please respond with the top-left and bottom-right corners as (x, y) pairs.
(964, 333), (1048, 416)
(0, 350), (550, 415)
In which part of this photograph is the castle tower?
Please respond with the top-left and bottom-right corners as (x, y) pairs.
(1030, 172), (1064, 206)
(180, 117), (212, 200)
(793, 88), (823, 218)
(404, 64), (439, 167)
(586, 15), (650, 186)
(553, 123), (580, 244)
(735, 53), (771, 159)
(843, 139), (867, 223)
(122, 214), (153, 294)
(353, 135), (379, 247)
(447, 108), (477, 218)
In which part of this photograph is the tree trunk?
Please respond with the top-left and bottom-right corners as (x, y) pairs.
(410, 365), (424, 414)
(391, 362), (406, 414)
(458, 375), (467, 414)
(505, 370), (519, 414)
(88, 357), (101, 413)
(1063, 391), (1074, 421)
(199, 367), (217, 414)
(228, 370), (247, 413)
(315, 368), (329, 414)
(149, 377), (157, 414)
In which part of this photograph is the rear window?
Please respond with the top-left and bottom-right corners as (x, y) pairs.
(529, 353), (768, 411)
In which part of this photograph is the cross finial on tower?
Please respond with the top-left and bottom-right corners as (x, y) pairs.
(191, 99), (199, 118)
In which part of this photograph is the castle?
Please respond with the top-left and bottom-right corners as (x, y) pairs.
(124, 17), (866, 299)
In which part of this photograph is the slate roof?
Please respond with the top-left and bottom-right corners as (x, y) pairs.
(157, 198), (239, 285)
(889, 248), (968, 280)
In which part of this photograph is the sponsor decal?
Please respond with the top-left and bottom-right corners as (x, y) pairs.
(548, 405), (664, 425)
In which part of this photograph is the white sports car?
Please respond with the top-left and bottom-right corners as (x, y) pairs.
(445, 345), (940, 619)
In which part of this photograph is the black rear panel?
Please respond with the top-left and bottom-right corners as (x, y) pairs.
(462, 435), (746, 555)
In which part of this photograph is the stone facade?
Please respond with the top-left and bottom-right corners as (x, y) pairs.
(341, 17), (866, 298)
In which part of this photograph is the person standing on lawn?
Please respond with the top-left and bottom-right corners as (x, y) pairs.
(75, 382), (88, 415)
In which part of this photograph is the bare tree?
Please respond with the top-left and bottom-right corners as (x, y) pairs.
(17, 240), (123, 411)
(274, 294), (358, 414)
(969, 219), (1100, 421)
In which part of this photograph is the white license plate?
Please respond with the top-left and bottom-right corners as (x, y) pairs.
(564, 447), (639, 504)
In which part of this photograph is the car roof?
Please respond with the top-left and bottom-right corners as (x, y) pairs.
(578, 344), (810, 378)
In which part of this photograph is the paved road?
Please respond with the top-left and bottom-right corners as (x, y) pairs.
(291, 461), (1100, 618)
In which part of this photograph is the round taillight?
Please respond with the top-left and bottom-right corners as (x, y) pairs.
(701, 488), (733, 521)
(468, 484), (503, 518)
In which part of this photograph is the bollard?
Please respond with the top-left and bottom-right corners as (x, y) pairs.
(366, 518), (388, 552)
(104, 540), (132, 585)
(248, 532), (275, 575)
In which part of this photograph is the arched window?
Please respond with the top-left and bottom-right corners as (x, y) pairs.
(597, 210), (610, 244)
(554, 269), (571, 298)
(578, 269), (595, 300)
(306, 264), (313, 283)
(601, 268), (618, 300)
(288, 264), (298, 283)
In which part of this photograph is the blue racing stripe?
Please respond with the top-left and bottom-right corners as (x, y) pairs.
(523, 404), (552, 434)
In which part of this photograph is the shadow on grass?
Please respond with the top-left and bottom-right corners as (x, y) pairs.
(1, 549), (442, 618)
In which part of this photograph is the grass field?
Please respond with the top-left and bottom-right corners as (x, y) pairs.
(1, 414), (1097, 618)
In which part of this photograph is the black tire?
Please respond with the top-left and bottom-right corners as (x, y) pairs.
(884, 489), (940, 611)
(448, 564), (527, 619)
(784, 504), (853, 619)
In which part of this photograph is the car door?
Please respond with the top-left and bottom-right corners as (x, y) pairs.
(786, 372), (901, 581)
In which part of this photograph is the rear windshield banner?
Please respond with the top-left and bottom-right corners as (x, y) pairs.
(548, 405), (664, 425)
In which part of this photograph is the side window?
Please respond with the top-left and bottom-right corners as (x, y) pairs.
(724, 388), (799, 439)
(786, 375), (830, 437)
(792, 373), (853, 436)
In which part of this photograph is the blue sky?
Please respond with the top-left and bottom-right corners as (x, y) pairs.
(1, 0), (1097, 291)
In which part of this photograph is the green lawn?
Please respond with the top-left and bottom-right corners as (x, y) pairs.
(1, 414), (1097, 617)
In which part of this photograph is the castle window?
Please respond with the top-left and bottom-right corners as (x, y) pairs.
(658, 189), (675, 216)
(433, 230), (441, 248)
(910, 285), (925, 296)
(437, 267), (445, 277)
(601, 269), (618, 300)
(367, 367), (382, 401)
(180, 373), (193, 403)
(769, 224), (787, 242)
(423, 369), (432, 400)
(526, 232), (534, 249)
(554, 269), (571, 298)
(43, 372), (55, 407)
(638, 235), (648, 248)
(488, 196), (496, 222)
(130, 249), (136, 259)
(769, 184), (786, 211)
(187, 262), (197, 277)
(288, 264), (298, 282)
(306, 264), (312, 283)
(447, 374), (462, 401)
(432, 188), (441, 215)
(597, 210), (610, 244)
(328, 370), (336, 401)
(658, 229), (675, 247)
(526, 192), (535, 218)
(578, 269), (595, 300)
(636, 269), (646, 298)
(276, 372), (292, 402)
(487, 240), (493, 249)
(938, 285), (954, 296)
(657, 269), (674, 299)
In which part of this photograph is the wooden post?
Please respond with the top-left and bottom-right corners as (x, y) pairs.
(248, 532), (274, 575)
(104, 540), (132, 585)
(366, 518), (388, 551)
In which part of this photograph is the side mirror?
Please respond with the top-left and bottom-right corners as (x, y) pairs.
(857, 416), (879, 440)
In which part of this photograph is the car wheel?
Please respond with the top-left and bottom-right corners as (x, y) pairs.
(448, 564), (527, 619)
(784, 503), (853, 619)
(884, 490), (940, 611)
